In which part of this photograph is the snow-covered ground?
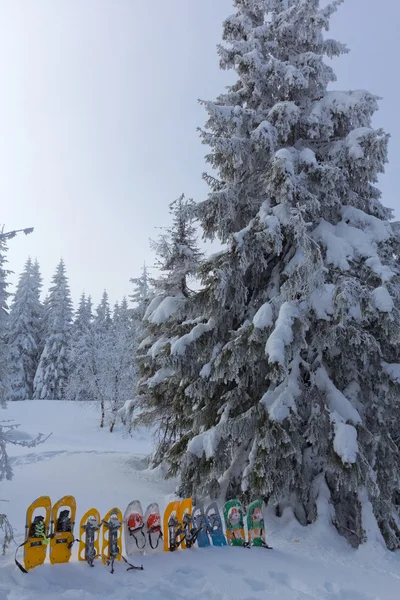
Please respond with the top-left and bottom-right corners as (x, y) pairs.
(1, 401), (399, 600)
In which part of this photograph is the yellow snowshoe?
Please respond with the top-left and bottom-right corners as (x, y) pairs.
(49, 495), (76, 564)
(78, 508), (101, 566)
(20, 496), (52, 571)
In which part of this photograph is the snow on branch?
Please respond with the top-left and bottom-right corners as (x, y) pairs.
(146, 368), (175, 388)
(253, 302), (273, 329)
(144, 296), (184, 325)
(341, 206), (391, 244)
(187, 425), (221, 460)
(265, 302), (299, 366)
(315, 368), (360, 465)
(333, 422), (358, 465)
(311, 217), (394, 282)
(315, 367), (361, 425)
(371, 286), (394, 313)
(261, 356), (301, 422)
(170, 318), (215, 356)
(382, 362), (400, 384)
(309, 284), (335, 320)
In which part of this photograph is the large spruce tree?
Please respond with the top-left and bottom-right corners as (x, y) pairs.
(142, 0), (400, 548)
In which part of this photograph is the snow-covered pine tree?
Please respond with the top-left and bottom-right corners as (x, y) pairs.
(154, 0), (400, 549)
(137, 195), (202, 462)
(7, 258), (43, 401)
(0, 235), (10, 405)
(33, 260), (73, 400)
(65, 293), (95, 403)
(130, 264), (152, 321)
(107, 297), (138, 432)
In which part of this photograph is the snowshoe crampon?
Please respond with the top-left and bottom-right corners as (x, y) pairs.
(78, 508), (101, 567)
(101, 507), (123, 568)
(23, 496), (52, 571)
(178, 498), (198, 549)
(223, 499), (248, 547)
(49, 495), (76, 564)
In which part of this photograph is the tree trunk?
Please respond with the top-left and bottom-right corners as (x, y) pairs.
(100, 399), (105, 428)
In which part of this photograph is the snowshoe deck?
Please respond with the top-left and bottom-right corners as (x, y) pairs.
(101, 507), (123, 566)
(78, 508), (101, 566)
(49, 495), (76, 564)
(193, 503), (210, 548)
(205, 502), (226, 547)
(24, 496), (52, 571)
(223, 499), (248, 547)
(144, 503), (163, 554)
(124, 500), (146, 556)
(163, 500), (181, 552)
(247, 499), (272, 549)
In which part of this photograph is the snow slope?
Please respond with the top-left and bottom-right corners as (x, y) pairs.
(1, 401), (400, 600)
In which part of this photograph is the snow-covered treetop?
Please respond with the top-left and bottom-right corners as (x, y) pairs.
(197, 0), (389, 243)
(95, 290), (112, 330)
(130, 264), (152, 319)
(151, 194), (202, 298)
(73, 293), (93, 334)
(46, 259), (73, 332)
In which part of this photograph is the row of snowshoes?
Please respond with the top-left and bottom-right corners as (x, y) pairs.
(17, 495), (153, 573)
(18, 496), (270, 573)
(165, 498), (271, 551)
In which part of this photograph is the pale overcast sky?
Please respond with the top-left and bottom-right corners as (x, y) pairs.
(0, 0), (398, 307)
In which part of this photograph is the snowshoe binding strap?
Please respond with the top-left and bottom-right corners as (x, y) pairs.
(103, 516), (143, 574)
(207, 512), (224, 536)
(147, 512), (163, 549)
(29, 515), (50, 542)
(120, 554), (144, 572)
(15, 515), (50, 574)
(56, 510), (72, 533)
(14, 541), (28, 574)
(127, 513), (146, 551)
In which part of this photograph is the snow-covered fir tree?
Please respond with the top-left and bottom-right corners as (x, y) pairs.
(33, 260), (73, 400)
(107, 297), (138, 432)
(65, 293), (95, 403)
(0, 235), (10, 405)
(7, 258), (43, 401)
(137, 194), (202, 462)
(130, 263), (152, 321)
(141, 0), (400, 549)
